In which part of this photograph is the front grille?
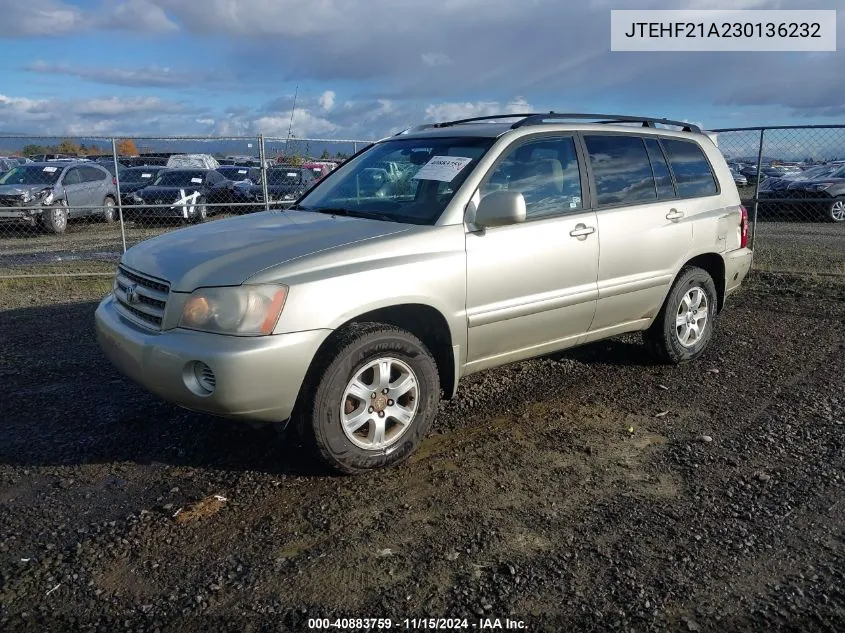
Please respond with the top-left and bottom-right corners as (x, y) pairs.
(0, 196), (24, 208)
(114, 265), (170, 330)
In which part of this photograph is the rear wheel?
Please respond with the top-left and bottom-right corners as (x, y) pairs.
(297, 323), (440, 475)
(42, 201), (68, 234)
(644, 266), (718, 364)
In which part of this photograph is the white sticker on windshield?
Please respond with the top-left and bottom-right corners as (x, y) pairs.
(191, 177), (203, 184)
(412, 156), (473, 182)
(141, 173), (152, 178)
(43, 167), (58, 173)
(287, 172), (297, 177)
(237, 169), (247, 174)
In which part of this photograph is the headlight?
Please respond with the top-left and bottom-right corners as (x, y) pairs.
(129, 192), (143, 202)
(283, 193), (295, 200)
(806, 182), (834, 191)
(38, 188), (54, 205)
(21, 191), (32, 203)
(179, 285), (288, 335)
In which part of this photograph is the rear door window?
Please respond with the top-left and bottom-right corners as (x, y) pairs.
(584, 135), (657, 206)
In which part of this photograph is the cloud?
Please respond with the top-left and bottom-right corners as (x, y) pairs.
(96, 0), (178, 32)
(0, 0), (176, 37)
(26, 61), (197, 88)
(318, 90), (336, 112)
(0, 0), (82, 36)
(421, 52), (452, 67)
(424, 97), (532, 122)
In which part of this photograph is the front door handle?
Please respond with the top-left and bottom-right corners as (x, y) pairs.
(666, 208), (685, 221)
(569, 224), (596, 240)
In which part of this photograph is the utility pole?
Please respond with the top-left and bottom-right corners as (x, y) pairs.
(284, 84), (298, 155)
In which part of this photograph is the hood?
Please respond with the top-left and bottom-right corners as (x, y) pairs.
(788, 177), (845, 190)
(135, 185), (202, 199)
(120, 181), (156, 194)
(121, 210), (411, 292)
(0, 184), (50, 196)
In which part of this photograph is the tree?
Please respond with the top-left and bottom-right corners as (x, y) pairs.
(320, 149), (331, 160)
(21, 144), (46, 157)
(117, 139), (139, 156)
(58, 139), (80, 154)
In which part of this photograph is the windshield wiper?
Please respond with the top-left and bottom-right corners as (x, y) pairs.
(300, 207), (397, 222)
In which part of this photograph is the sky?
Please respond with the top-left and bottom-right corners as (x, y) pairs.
(0, 0), (843, 145)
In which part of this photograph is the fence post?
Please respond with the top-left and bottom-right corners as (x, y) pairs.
(258, 134), (271, 212)
(111, 138), (127, 254)
(353, 141), (357, 154)
(750, 128), (765, 254)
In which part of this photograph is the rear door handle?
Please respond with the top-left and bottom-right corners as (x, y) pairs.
(666, 209), (685, 221)
(569, 224), (596, 239)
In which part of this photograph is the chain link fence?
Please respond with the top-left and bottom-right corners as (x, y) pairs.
(711, 125), (845, 276)
(0, 135), (369, 278)
(1, 128), (844, 280)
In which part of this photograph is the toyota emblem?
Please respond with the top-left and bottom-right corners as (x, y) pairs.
(155, 199), (163, 205)
(124, 283), (139, 304)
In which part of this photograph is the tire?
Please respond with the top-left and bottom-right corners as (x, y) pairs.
(826, 197), (845, 223)
(42, 202), (68, 234)
(643, 266), (718, 365)
(192, 198), (208, 224)
(297, 323), (441, 475)
(102, 197), (116, 223)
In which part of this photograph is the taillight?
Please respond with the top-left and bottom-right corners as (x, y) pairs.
(112, 176), (117, 186)
(739, 205), (749, 248)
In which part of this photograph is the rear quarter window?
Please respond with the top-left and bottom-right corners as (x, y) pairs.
(660, 138), (718, 198)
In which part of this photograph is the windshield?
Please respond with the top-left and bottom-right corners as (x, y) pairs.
(0, 165), (62, 186)
(122, 168), (160, 183)
(295, 136), (495, 224)
(267, 168), (305, 185)
(218, 166), (257, 180)
(152, 170), (206, 187)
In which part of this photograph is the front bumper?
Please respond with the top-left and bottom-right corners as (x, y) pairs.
(95, 293), (331, 423)
(725, 247), (753, 298)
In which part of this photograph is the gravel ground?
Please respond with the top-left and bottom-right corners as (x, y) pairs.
(1, 213), (843, 276)
(0, 272), (843, 632)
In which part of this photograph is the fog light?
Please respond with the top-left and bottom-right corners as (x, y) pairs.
(184, 361), (216, 395)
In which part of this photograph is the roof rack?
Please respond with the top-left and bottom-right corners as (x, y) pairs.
(398, 112), (701, 134)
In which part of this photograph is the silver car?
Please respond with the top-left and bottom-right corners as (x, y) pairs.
(0, 161), (118, 233)
(95, 113), (753, 474)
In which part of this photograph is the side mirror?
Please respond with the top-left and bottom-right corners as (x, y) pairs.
(474, 190), (526, 228)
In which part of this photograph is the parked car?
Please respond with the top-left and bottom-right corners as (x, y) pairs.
(729, 167), (747, 186)
(0, 157), (18, 176)
(232, 166), (318, 210)
(741, 165), (790, 186)
(0, 161), (118, 232)
(95, 112), (752, 474)
(116, 166), (167, 204)
(165, 154), (220, 169)
(761, 164), (845, 222)
(124, 168), (234, 222)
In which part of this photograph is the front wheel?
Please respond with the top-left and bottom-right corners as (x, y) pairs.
(826, 197), (845, 223)
(42, 202), (68, 234)
(298, 323), (440, 475)
(102, 197), (116, 223)
(644, 266), (718, 364)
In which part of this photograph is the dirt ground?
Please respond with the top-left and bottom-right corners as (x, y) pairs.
(0, 271), (843, 632)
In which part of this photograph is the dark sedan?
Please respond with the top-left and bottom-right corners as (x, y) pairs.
(769, 165), (845, 222)
(232, 167), (318, 211)
(123, 169), (235, 223)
